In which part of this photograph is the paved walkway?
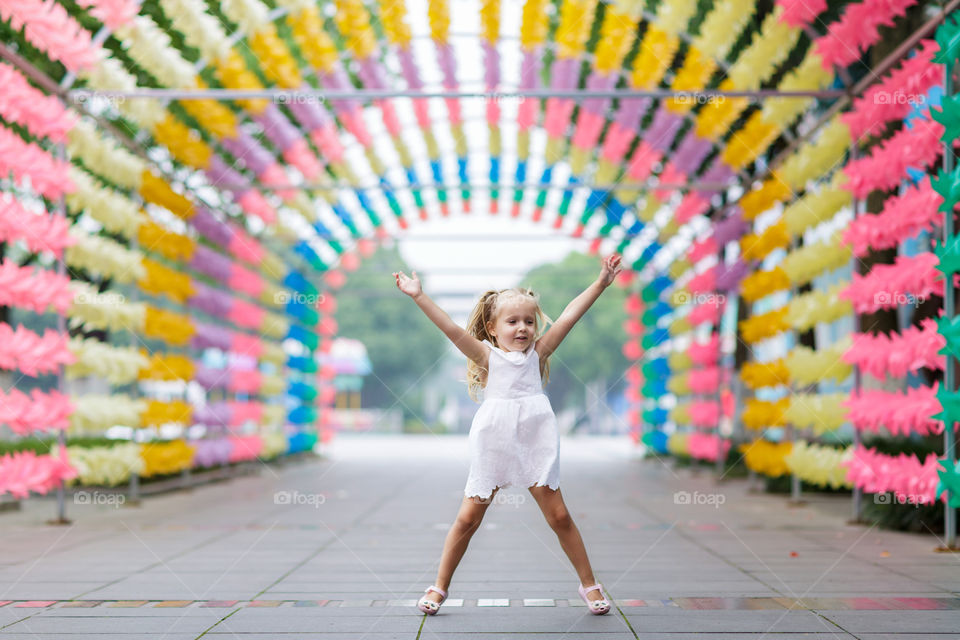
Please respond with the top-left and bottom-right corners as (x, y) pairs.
(0, 434), (959, 638)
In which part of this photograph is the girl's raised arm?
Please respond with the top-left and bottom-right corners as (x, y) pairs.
(535, 254), (622, 359)
(393, 270), (489, 365)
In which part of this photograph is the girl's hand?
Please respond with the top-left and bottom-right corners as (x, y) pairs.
(598, 253), (623, 288)
(393, 270), (422, 298)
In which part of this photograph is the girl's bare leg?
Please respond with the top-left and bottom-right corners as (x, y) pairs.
(527, 485), (605, 602)
(422, 488), (500, 605)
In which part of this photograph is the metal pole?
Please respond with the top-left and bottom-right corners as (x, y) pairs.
(51, 143), (71, 526)
(943, 55), (957, 549)
(850, 145), (864, 525)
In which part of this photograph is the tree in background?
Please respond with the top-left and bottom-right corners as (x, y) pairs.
(521, 252), (628, 414)
(333, 245), (447, 419)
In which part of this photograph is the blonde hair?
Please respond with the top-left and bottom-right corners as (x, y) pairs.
(464, 287), (554, 402)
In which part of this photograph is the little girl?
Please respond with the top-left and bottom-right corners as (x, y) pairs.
(393, 253), (623, 616)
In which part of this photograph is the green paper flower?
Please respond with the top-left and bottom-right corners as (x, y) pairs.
(934, 15), (960, 66)
(934, 238), (960, 276)
(938, 316), (960, 359)
(934, 386), (960, 427)
(935, 457), (960, 509)
(932, 166), (960, 214)
(930, 93), (960, 144)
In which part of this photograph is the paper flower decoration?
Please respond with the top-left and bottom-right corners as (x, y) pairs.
(140, 440), (196, 477)
(843, 318), (945, 378)
(743, 397), (789, 429)
(0, 388), (73, 435)
(739, 439), (793, 477)
(0, 259), (74, 315)
(784, 338), (853, 385)
(69, 394), (145, 432)
(741, 359), (790, 389)
(844, 178), (941, 256)
(784, 441), (853, 489)
(842, 446), (942, 505)
(845, 384), (942, 437)
(784, 393), (849, 434)
(0, 324), (74, 376)
(63, 443), (144, 486)
(935, 457), (960, 508)
(0, 450), (77, 499)
(840, 252), (943, 314)
(0, 196), (75, 257)
(739, 307), (789, 343)
(786, 283), (851, 332)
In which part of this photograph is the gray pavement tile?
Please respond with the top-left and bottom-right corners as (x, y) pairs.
(0, 435), (958, 638)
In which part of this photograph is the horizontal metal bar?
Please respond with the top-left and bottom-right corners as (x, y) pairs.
(66, 87), (848, 101)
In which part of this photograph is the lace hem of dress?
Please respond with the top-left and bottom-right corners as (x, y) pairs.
(463, 479), (560, 500)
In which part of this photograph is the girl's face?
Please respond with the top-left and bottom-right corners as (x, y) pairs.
(488, 298), (538, 352)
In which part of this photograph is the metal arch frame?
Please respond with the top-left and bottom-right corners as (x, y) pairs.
(65, 87), (848, 100)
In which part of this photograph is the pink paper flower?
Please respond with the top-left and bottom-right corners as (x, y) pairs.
(844, 383), (943, 437)
(842, 178), (941, 256)
(842, 446), (942, 505)
(0, 323), (74, 376)
(0, 197), (75, 257)
(0, 450), (77, 499)
(843, 318), (945, 378)
(839, 253), (943, 313)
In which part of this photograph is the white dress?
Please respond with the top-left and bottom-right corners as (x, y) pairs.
(463, 338), (561, 499)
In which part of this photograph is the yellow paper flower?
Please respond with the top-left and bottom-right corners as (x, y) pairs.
(66, 231), (145, 284)
(555, 0), (598, 58)
(785, 283), (851, 332)
(667, 432), (690, 457)
(740, 222), (789, 262)
(726, 7), (800, 90)
(739, 307), (788, 343)
(260, 430), (289, 459)
(70, 394), (146, 433)
(631, 26), (678, 89)
(138, 258), (194, 304)
(288, 5), (339, 70)
(68, 282), (146, 334)
(67, 338), (150, 385)
(784, 441), (854, 489)
(783, 337), (853, 386)
(668, 351), (693, 371)
(693, 0), (756, 60)
(151, 115), (213, 169)
(141, 400), (193, 427)
(143, 306), (195, 346)
(739, 439), (793, 477)
(140, 440), (196, 477)
(595, 8), (638, 73)
(740, 267), (790, 303)
(784, 393), (849, 434)
(249, 26), (303, 88)
(138, 171), (195, 219)
(739, 176), (791, 221)
(761, 52), (833, 130)
(138, 352), (195, 381)
(779, 232), (851, 286)
(668, 373), (691, 395)
(782, 174), (851, 238)
(67, 168), (142, 239)
(670, 403), (692, 425)
(137, 221), (195, 262)
(67, 119), (145, 190)
(774, 117), (852, 192)
(722, 111), (782, 170)
(742, 397), (789, 429)
(429, 0), (451, 44)
(62, 443), (145, 486)
(695, 79), (749, 141)
(667, 47), (717, 114)
(740, 359), (790, 389)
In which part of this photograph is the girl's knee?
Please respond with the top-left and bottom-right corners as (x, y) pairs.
(547, 507), (573, 531)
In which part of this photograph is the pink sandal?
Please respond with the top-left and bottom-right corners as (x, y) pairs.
(417, 585), (447, 615)
(578, 582), (611, 615)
